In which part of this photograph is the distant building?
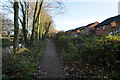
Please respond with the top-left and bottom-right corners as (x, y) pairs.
(66, 22), (99, 36)
(95, 15), (120, 36)
(85, 22), (99, 36)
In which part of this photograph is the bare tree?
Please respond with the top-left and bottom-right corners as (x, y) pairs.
(19, 1), (29, 45)
(30, 0), (44, 44)
(27, 2), (29, 38)
(13, 0), (19, 53)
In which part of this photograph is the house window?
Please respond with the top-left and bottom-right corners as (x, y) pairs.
(97, 28), (99, 30)
(103, 25), (108, 30)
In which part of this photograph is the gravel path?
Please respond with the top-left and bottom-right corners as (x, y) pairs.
(35, 39), (67, 78)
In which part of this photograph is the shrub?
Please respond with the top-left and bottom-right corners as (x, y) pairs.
(55, 35), (120, 78)
(2, 41), (47, 79)
(67, 42), (77, 53)
(85, 35), (120, 69)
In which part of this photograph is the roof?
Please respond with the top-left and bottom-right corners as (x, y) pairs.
(95, 15), (120, 28)
(66, 26), (84, 33)
(66, 22), (98, 33)
(82, 22), (98, 30)
(73, 22), (98, 31)
(73, 27), (82, 32)
(85, 22), (96, 28)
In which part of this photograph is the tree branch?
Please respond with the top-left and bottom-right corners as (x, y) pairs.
(35, 0), (44, 23)
(18, 16), (23, 24)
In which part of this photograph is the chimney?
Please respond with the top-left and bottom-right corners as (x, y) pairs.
(118, 1), (120, 15)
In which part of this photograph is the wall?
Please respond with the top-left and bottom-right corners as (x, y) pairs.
(88, 22), (99, 30)
(96, 21), (120, 36)
(96, 24), (111, 36)
(117, 21), (120, 29)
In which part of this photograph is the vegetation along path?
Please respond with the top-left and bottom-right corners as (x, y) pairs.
(36, 39), (67, 78)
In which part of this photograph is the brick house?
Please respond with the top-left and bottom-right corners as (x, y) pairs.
(66, 22), (99, 36)
(66, 27), (84, 36)
(80, 22), (99, 36)
(85, 22), (99, 36)
(95, 15), (120, 36)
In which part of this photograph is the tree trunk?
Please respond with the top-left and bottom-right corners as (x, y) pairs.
(13, 1), (19, 53)
(27, 2), (29, 38)
(37, 16), (40, 40)
(30, 1), (38, 44)
(44, 22), (51, 39)
(35, 31), (37, 40)
(30, 0), (44, 44)
(39, 29), (40, 40)
(20, 2), (28, 45)
(40, 23), (43, 40)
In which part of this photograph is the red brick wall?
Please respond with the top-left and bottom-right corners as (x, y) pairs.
(96, 24), (111, 36)
(96, 21), (120, 36)
(117, 21), (120, 29)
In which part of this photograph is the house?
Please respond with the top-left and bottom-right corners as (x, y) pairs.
(80, 22), (99, 36)
(95, 15), (120, 36)
(65, 22), (99, 36)
(65, 27), (84, 36)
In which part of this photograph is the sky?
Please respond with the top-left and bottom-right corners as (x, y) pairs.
(53, 1), (119, 31)
(0, 0), (119, 32)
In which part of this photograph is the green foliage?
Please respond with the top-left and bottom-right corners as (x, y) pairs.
(55, 35), (120, 78)
(68, 43), (77, 53)
(82, 35), (120, 77)
(75, 36), (89, 43)
(112, 71), (120, 77)
(61, 42), (79, 61)
(56, 36), (74, 51)
(2, 74), (9, 80)
(2, 41), (47, 79)
(86, 35), (120, 65)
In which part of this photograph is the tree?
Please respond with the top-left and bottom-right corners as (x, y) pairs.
(13, 0), (19, 53)
(0, 0), (65, 46)
(42, 22), (51, 40)
(30, 0), (44, 44)
(35, 0), (64, 40)
(19, 1), (29, 45)
(3, 0), (29, 45)
(26, 2), (29, 38)
(4, 19), (13, 40)
(0, 13), (13, 40)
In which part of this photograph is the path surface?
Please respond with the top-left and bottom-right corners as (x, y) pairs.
(36, 39), (67, 78)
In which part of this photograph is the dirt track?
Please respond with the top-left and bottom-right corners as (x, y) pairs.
(36, 39), (67, 78)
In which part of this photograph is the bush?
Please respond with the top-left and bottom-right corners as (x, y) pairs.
(55, 35), (120, 78)
(55, 36), (84, 63)
(2, 41), (47, 79)
(67, 43), (77, 53)
(81, 35), (120, 77)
